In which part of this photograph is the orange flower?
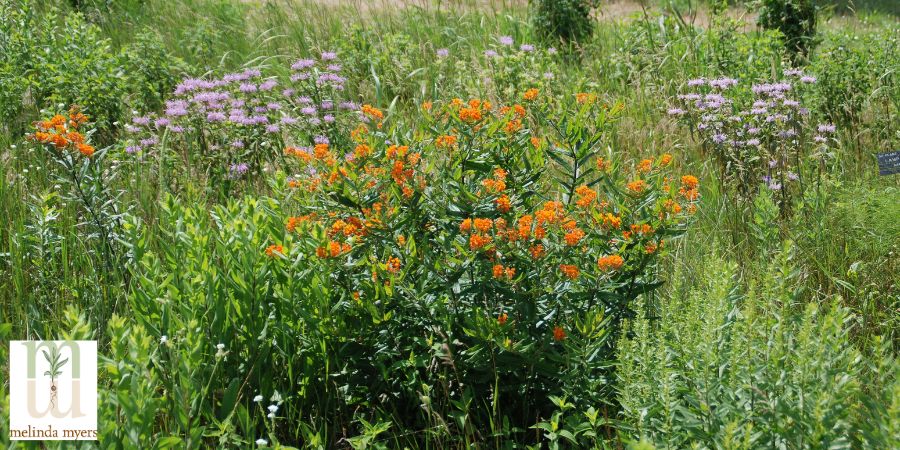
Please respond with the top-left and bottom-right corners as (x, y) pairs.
(397, 235), (406, 245)
(601, 215), (620, 230)
(523, 88), (539, 101)
(637, 159), (652, 173)
(76, 143), (95, 157)
(492, 264), (505, 279)
(626, 180), (647, 194)
(596, 157), (611, 171)
(574, 185), (596, 208)
(473, 218), (493, 233)
(66, 131), (84, 144)
(552, 326), (566, 341)
(460, 218), (473, 233)
(530, 136), (541, 148)
(361, 104), (384, 120)
(385, 257), (401, 273)
(513, 104), (526, 118)
(497, 313), (508, 326)
(505, 266), (516, 279)
(597, 255), (624, 272)
(354, 144), (371, 159)
(575, 92), (597, 104)
(50, 134), (69, 149)
(495, 194), (511, 213)
(681, 175), (699, 190)
(559, 264), (580, 280)
(422, 101), (433, 111)
(459, 107), (482, 123)
(659, 153), (673, 166)
(469, 234), (491, 250)
(435, 134), (457, 149)
(564, 228), (584, 246)
(265, 245), (284, 257)
(504, 119), (522, 134)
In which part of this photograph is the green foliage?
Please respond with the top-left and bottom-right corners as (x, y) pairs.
(531, 0), (597, 44)
(617, 247), (898, 448)
(756, 0), (818, 60)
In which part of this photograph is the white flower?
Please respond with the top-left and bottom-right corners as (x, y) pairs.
(267, 412), (276, 419)
(216, 343), (225, 350)
(255, 438), (268, 446)
(253, 395), (263, 402)
(160, 335), (168, 344)
(267, 404), (278, 413)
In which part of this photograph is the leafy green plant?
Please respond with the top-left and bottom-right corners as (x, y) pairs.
(531, 0), (597, 45)
(756, 0), (818, 60)
(617, 246), (898, 448)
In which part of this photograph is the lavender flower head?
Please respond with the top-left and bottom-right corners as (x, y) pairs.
(291, 59), (315, 70)
(817, 123), (836, 133)
(499, 35), (514, 46)
(436, 48), (449, 58)
(520, 44), (535, 52)
(320, 51), (337, 61)
(484, 49), (498, 58)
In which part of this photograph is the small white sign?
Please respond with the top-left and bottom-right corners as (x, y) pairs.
(8, 340), (98, 440)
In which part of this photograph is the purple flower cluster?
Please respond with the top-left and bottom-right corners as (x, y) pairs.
(126, 50), (361, 162)
(671, 73), (830, 193)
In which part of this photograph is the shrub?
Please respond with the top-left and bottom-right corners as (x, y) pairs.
(531, 0), (597, 45)
(756, 0), (818, 60)
(617, 247), (898, 448)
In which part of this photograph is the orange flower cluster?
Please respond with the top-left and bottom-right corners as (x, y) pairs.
(481, 168), (508, 194)
(361, 104), (384, 128)
(596, 157), (611, 171)
(386, 257), (401, 274)
(523, 88), (539, 101)
(626, 179), (647, 194)
(563, 227), (585, 246)
(597, 255), (624, 272)
(576, 92), (597, 105)
(492, 264), (516, 280)
(574, 185), (597, 208)
(637, 159), (653, 173)
(495, 194), (511, 213)
(29, 107), (94, 157)
(552, 326), (566, 341)
(460, 218), (495, 251)
(265, 245), (284, 257)
(316, 240), (352, 258)
(497, 313), (509, 325)
(679, 175), (700, 201)
(559, 264), (580, 280)
(286, 214), (317, 232)
(435, 134), (457, 149)
(659, 153), (673, 166)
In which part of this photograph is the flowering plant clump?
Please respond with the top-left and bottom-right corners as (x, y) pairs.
(668, 71), (835, 215)
(124, 51), (360, 189)
(27, 107), (123, 279)
(273, 88), (700, 424)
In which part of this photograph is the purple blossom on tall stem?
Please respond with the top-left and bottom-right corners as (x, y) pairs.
(499, 35), (514, 46)
(436, 48), (449, 58)
(484, 49), (498, 58)
(320, 51), (337, 61)
(520, 44), (535, 52)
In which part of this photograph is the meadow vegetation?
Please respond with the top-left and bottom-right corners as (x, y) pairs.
(0, 0), (897, 448)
